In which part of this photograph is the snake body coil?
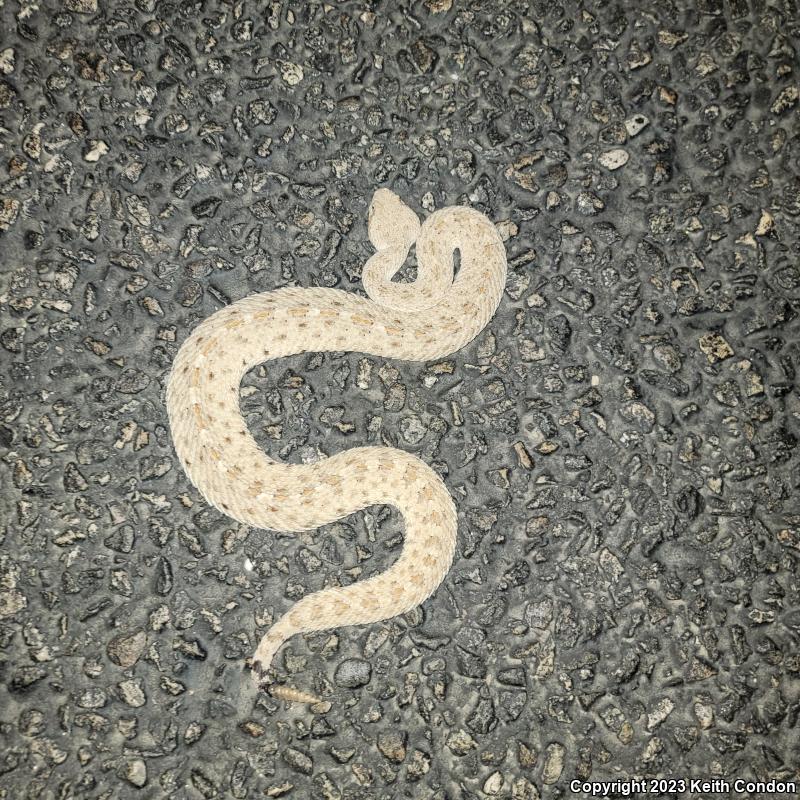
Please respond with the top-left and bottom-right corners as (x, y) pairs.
(166, 190), (507, 688)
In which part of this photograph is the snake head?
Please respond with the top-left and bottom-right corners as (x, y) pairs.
(368, 189), (421, 252)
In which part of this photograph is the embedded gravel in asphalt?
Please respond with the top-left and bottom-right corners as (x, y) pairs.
(1, 1), (799, 797)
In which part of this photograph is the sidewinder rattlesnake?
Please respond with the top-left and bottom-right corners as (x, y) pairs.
(166, 189), (507, 696)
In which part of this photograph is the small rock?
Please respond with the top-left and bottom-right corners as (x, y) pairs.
(9, 666), (47, 692)
(118, 679), (146, 708)
(184, 721), (206, 744)
(410, 40), (437, 73)
(282, 747), (313, 775)
(161, 676), (186, 695)
(620, 401), (655, 431)
(278, 61), (304, 86)
(76, 688), (107, 709)
(695, 52), (718, 76)
(0, 328), (25, 353)
(641, 736), (663, 763)
(265, 782), (294, 798)
(483, 771), (504, 795)
(0, 589), (27, 618)
(446, 728), (477, 755)
(115, 369), (151, 394)
(83, 140), (108, 161)
(744, 371), (764, 396)
(653, 343), (682, 372)
(576, 191), (605, 215)
(406, 749), (431, 780)
(625, 114), (650, 137)
(693, 699), (714, 729)
(66, 0), (98, 9)
(649, 207), (674, 234)
(105, 525), (135, 554)
(771, 86), (798, 115)
(120, 758), (147, 788)
(495, 219), (518, 241)
(126, 196), (151, 226)
(755, 209), (774, 236)
(687, 657), (717, 681)
(627, 39), (652, 69)
(155, 557), (173, 596)
(598, 149), (629, 170)
(542, 743), (565, 784)
(334, 658), (371, 688)
(698, 332), (734, 363)
(377, 730), (407, 763)
(239, 720), (266, 737)
(76, 440), (110, 465)
(712, 381), (739, 408)
(535, 440), (559, 454)
(164, 113), (189, 135)
(647, 697), (675, 730)
(659, 86), (678, 105)
(525, 598), (553, 629)
(512, 777), (541, 800)
(598, 548), (625, 582)
(658, 30), (688, 48)
(400, 415), (427, 444)
(64, 463), (89, 492)
(191, 197), (222, 219)
(0, 80), (16, 108)
(425, 0), (452, 11)
(247, 99), (277, 126)
(467, 696), (497, 734)
(749, 608), (775, 624)
(0, 198), (20, 231)
(148, 606), (172, 636)
(139, 455), (171, 479)
(513, 442), (534, 469)
(0, 48), (14, 75)
(107, 630), (146, 668)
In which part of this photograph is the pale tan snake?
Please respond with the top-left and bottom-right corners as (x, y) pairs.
(165, 189), (507, 694)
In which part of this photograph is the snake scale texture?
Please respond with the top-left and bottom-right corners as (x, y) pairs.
(166, 189), (507, 691)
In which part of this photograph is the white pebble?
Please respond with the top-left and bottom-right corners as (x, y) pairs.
(625, 114), (650, 137)
(133, 108), (152, 128)
(0, 48), (15, 75)
(279, 61), (304, 86)
(598, 149), (629, 170)
(755, 209), (774, 236)
(84, 140), (108, 162)
(483, 771), (504, 795)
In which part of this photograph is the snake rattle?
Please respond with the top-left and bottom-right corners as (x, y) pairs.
(166, 189), (507, 695)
